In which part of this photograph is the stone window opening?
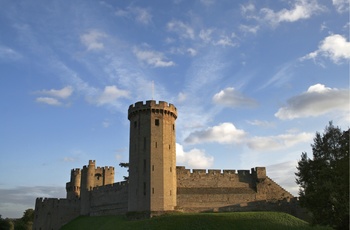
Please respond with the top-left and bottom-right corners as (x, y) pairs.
(155, 119), (159, 126)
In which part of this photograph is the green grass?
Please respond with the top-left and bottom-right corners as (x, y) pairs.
(61, 212), (332, 230)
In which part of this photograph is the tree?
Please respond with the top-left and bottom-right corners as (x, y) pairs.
(296, 122), (349, 229)
(119, 162), (129, 181)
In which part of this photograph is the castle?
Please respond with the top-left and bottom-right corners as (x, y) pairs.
(33, 100), (301, 230)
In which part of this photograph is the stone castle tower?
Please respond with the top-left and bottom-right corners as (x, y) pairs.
(128, 100), (177, 212)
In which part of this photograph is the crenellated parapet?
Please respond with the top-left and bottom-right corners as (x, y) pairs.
(128, 100), (177, 120)
(91, 181), (128, 193)
(176, 166), (264, 177)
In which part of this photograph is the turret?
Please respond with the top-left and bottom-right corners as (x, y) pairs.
(66, 168), (81, 199)
(80, 160), (95, 215)
(128, 100), (177, 212)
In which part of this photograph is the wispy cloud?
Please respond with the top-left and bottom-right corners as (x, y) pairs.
(247, 132), (313, 151)
(133, 47), (175, 67)
(275, 83), (350, 120)
(300, 34), (350, 64)
(0, 186), (65, 218)
(80, 30), (107, 51)
(35, 97), (62, 106)
(115, 6), (152, 25)
(246, 120), (275, 128)
(167, 20), (195, 40)
(34, 86), (73, 106)
(0, 45), (22, 60)
(213, 87), (257, 108)
(332, 0), (349, 13)
(36, 86), (73, 99)
(260, 0), (325, 26)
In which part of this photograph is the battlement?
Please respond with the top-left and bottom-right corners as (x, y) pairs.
(71, 168), (81, 174)
(128, 100), (177, 120)
(176, 166), (265, 176)
(96, 166), (115, 171)
(92, 181), (127, 192)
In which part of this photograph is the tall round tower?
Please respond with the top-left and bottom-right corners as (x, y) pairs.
(128, 100), (177, 212)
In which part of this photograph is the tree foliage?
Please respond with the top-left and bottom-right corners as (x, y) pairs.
(296, 122), (349, 229)
(119, 162), (129, 181)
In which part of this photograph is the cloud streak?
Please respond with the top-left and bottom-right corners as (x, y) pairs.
(213, 87), (257, 108)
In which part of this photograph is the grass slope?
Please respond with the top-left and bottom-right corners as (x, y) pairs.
(62, 212), (332, 230)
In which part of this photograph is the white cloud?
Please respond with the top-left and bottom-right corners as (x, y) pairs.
(167, 20), (195, 40)
(246, 120), (275, 128)
(199, 29), (214, 43)
(261, 0), (324, 26)
(187, 48), (197, 56)
(275, 83), (350, 120)
(301, 34), (350, 63)
(36, 86), (73, 99)
(176, 143), (214, 168)
(247, 132), (313, 151)
(95, 85), (129, 106)
(239, 24), (260, 34)
(133, 47), (175, 67)
(0, 46), (22, 60)
(35, 97), (62, 106)
(80, 30), (107, 51)
(267, 161), (299, 196)
(63, 157), (76, 162)
(131, 7), (152, 25)
(332, 0), (349, 13)
(241, 3), (256, 15)
(115, 7), (152, 25)
(213, 87), (257, 108)
(185, 122), (247, 144)
(214, 36), (237, 47)
(177, 92), (187, 103)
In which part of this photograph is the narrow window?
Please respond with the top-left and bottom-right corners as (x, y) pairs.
(143, 182), (146, 196)
(155, 142), (157, 148)
(155, 119), (159, 126)
(170, 190), (172, 196)
(152, 165), (154, 171)
(170, 167), (172, 172)
(134, 121), (137, 128)
(173, 124), (175, 130)
(152, 187), (154, 194)
(169, 144), (171, 149)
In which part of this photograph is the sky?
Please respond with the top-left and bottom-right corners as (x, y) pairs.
(0, 0), (349, 218)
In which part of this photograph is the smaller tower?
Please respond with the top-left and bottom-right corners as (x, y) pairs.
(66, 168), (81, 199)
(80, 160), (95, 215)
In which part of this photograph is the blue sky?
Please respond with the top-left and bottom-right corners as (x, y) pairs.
(0, 0), (349, 218)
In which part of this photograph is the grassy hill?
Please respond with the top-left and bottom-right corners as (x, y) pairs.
(61, 212), (332, 230)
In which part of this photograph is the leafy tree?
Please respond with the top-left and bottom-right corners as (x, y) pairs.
(296, 122), (349, 229)
(0, 215), (14, 230)
(119, 162), (129, 181)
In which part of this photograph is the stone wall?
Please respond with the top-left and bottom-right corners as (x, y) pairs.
(33, 198), (80, 230)
(176, 166), (294, 212)
(90, 182), (128, 216)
